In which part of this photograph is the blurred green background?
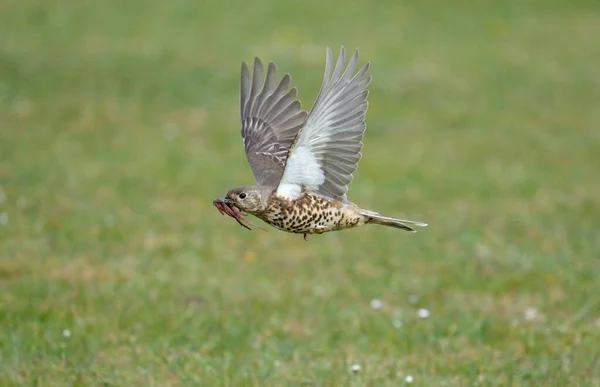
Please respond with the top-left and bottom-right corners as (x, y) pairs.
(1, 0), (599, 385)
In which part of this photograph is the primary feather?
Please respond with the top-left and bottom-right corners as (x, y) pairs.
(276, 47), (371, 200)
(240, 58), (308, 187)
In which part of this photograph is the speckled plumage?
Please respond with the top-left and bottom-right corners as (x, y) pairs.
(260, 192), (364, 234)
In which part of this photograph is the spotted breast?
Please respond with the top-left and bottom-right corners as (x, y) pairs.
(260, 193), (365, 235)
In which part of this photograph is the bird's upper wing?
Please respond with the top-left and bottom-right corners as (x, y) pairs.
(276, 47), (371, 201)
(241, 58), (308, 187)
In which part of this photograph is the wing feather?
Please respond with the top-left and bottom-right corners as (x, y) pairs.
(276, 47), (371, 200)
(240, 58), (308, 186)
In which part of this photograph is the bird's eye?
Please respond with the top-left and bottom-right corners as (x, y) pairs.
(239, 193), (247, 199)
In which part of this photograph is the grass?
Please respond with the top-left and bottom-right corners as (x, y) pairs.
(1, 0), (599, 385)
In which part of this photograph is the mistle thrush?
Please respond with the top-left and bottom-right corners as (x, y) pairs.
(214, 46), (427, 240)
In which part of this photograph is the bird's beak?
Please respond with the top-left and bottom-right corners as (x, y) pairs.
(213, 196), (233, 205)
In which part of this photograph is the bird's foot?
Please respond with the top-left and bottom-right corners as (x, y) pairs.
(303, 233), (308, 241)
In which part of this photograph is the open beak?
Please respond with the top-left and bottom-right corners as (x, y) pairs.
(213, 196), (267, 232)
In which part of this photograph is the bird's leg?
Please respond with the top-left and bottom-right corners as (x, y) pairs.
(303, 233), (308, 241)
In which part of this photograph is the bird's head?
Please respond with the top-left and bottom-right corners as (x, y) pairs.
(223, 185), (270, 213)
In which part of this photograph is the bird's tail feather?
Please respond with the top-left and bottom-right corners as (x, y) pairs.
(361, 210), (427, 232)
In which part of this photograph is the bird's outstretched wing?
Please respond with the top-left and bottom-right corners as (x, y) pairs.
(276, 47), (371, 201)
(241, 58), (308, 187)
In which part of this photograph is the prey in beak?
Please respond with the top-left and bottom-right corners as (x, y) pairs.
(213, 196), (267, 232)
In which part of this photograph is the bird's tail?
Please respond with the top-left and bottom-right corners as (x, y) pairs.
(361, 210), (428, 232)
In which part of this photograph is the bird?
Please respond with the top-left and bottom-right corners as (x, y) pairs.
(213, 46), (427, 240)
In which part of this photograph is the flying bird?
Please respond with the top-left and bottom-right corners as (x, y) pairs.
(213, 46), (427, 240)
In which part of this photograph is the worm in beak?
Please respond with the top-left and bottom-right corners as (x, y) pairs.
(213, 197), (267, 232)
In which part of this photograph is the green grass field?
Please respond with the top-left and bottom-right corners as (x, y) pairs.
(1, 0), (599, 385)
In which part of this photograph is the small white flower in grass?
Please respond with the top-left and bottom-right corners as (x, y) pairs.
(524, 307), (538, 321)
(351, 364), (361, 373)
(417, 308), (430, 319)
(405, 375), (414, 383)
(370, 298), (383, 310)
(62, 329), (71, 338)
